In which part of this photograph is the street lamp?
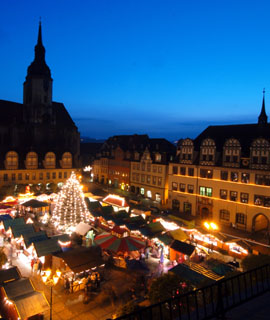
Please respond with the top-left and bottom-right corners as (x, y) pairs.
(41, 269), (61, 320)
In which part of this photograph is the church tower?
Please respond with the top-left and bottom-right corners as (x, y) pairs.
(258, 89), (268, 125)
(23, 22), (53, 107)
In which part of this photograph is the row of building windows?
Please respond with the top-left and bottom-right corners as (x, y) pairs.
(1, 171), (69, 182)
(132, 163), (163, 173)
(173, 182), (270, 207)
(172, 166), (194, 176)
(132, 173), (162, 186)
(173, 166), (270, 186)
(220, 210), (247, 225)
(4, 151), (72, 169)
(108, 170), (129, 177)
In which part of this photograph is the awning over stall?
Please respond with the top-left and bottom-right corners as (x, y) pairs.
(3, 217), (25, 231)
(11, 223), (35, 238)
(2, 278), (49, 319)
(53, 246), (104, 273)
(0, 266), (21, 284)
(22, 231), (48, 248)
(34, 238), (62, 257)
(21, 199), (49, 208)
(170, 240), (195, 256)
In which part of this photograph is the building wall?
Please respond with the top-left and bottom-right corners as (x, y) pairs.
(130, 161), (168, 205)
(168, 163), (270, 232)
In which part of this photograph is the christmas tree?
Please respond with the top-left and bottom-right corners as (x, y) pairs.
(51, 172), (92, 232)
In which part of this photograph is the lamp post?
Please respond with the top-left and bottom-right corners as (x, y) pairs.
(41, 269), (61, 320)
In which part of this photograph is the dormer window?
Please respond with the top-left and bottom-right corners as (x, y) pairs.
(44, 152), (56, 169)
(178, 139), (194, 164)
(25, 152), (38, 169)
(61, 152), (72, 169)
(250, 138), (270, 169)
(223, 138), (241, 167)
(5, 151), (18, 170)
(200, 139), (216, 165)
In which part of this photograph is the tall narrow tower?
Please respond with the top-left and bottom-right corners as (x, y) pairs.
(23, 22), (53, 107)
(258, 89), (268, 125)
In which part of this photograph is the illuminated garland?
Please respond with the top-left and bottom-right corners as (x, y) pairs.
(51, 172), (92, 233)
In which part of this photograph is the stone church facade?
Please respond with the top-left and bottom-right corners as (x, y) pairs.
(0, 23), (80, 192)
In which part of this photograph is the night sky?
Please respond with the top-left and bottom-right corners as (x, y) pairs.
(1, 0), (270, 141)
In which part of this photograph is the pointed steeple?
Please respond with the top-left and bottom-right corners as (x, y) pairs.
(23, 22), (53, 106)
(258, 89), (268, 124)
(34, 21), (45, 62)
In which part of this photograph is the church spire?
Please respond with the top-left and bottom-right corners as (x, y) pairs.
(258, 89), (268, 124)
(23, 22), (53, 106)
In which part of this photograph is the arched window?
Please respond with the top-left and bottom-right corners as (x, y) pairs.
(200, 139), (216, 164)
(25, 152), (38, 169)
(61, 152), (72, 169)
(44, 152), (56, 168)
(223, 138), (241, 167)
(5, 151), (18, 169)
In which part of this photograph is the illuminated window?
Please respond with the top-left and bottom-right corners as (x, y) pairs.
(155, 153), (161, 162)
(220, 189), (227, 199)
(179, 184), (185, 192)
(147, 175), (151, 183)
(141, 174), (145, 183)
(220, 209), (230, 221)
(172, 182), (178, 191)
(230, 172), (238, 182)
(240, 193), (249, 203)
(158, 177), (162, 186)
(158, 166), (162, 173)
(230, 191), (238, 201)
(200, 186), (212, 197)
(200, 169), (213, 178)
(241, 173), (249, 183)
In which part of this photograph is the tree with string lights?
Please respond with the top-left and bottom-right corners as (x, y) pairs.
(51, 172), (92, 233)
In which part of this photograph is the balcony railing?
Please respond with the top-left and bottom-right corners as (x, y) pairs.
(112, 264), (270, 320)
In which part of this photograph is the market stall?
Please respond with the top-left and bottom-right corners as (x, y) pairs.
(52, 246), (105, 293)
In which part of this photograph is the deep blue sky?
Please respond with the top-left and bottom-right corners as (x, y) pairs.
(1, 0), (270, 141)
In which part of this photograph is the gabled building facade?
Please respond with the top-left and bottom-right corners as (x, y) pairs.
(168, 93), (270, 232)
(130, 139), (176, 205)
(0, 23), (80, 192)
